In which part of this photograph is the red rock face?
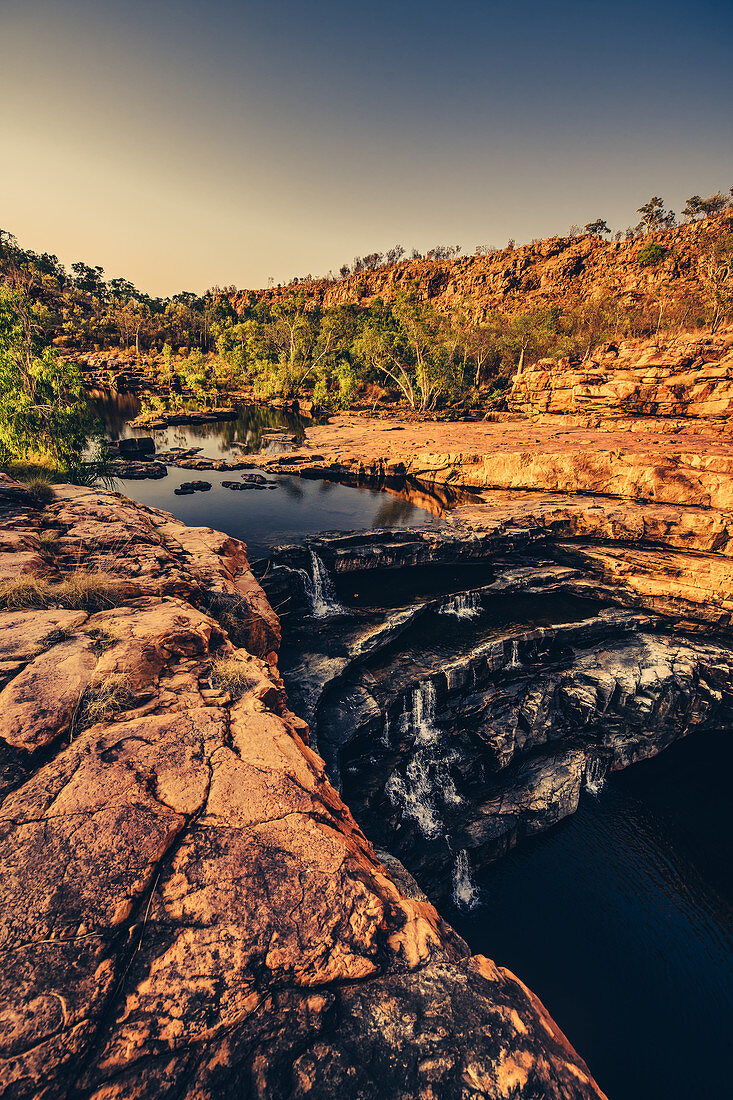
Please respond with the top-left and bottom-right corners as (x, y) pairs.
(0, 479), (605, 1099)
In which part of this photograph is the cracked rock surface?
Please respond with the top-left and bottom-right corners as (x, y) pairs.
(0, 477), (604, 1100)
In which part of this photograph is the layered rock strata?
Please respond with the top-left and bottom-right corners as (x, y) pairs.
(258, 346), (733, 905)
(0, 477), (604, 1100)
(509, 328), (733, 420)
(266, 536), (733, 899)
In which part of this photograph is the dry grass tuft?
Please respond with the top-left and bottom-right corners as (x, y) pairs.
(38, 528), (60, 547)
(76, 673), (133, 730)
(0, 576), (55, 610)
(210, 653), (259, 698)
(0, 569), (123, 612)
(59, 569), (122, 610)
(22, 477), (56, 506)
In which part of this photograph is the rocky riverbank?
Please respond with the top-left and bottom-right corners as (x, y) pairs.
(0, 474), (605, 1099)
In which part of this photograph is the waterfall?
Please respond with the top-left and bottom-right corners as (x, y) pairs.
(386, 757), (443, 839)
(584, 756), (607, 797)
(412, 680), (438, 745)
(507, 639), (521, 669)
(384, 680), (462, 840)
(380, 712), (391, 747)
(302, 550), (343, 618)
(452, 849), (480, 912)
(439, 592), (482, 619)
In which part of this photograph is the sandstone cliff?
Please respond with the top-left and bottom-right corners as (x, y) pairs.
(0, 476), (604, 1099)
(509, 326), (733, 420)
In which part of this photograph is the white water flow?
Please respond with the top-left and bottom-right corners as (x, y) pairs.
(304, 550), (343, 618)
(385, 680), (464, 843)
(452, 849), (480, 912)
(507, 639), (521, 668)
(585, 756), (607, 797)
(439, 592), (483, 619)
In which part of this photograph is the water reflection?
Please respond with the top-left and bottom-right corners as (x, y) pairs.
(93, 396), (309, 459)
(92, 396), (445, 558)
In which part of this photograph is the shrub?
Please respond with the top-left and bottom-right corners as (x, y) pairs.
(636, 242), (669, 267)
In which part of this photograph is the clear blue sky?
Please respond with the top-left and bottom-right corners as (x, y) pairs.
(2, 0), (732, 295)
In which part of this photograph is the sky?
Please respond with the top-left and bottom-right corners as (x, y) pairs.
(2, 0), (732, 297)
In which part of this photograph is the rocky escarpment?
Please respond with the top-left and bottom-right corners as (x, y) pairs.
(509, 327), (733, 420)
(0, 476), (605, 1100)
(234, 214), (727, 324)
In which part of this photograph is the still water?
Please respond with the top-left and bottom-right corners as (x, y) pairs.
(99, 400), (443, 561)
(450, 731), (733, 1100)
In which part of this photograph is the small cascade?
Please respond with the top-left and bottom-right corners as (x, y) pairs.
(584, 756), (607, 797)
(302, 550), (343, 618)
(385, 680), (462, 840)
(507, 638), (521, 669)
(386, 756), (443, 839)
(439, 592), (482, 619)
(412, 680), (438, 745)
(452, 849), (480, 911)
(380, 712), (391, 747)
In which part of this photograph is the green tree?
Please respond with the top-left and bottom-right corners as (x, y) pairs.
(0, 286), (101, 469)
(637, 196), (676, 232)
(585, 219), (610, 237)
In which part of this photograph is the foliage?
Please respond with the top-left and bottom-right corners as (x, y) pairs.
(698, 222), (733, 332)
(585, 219), (610, 237)
(636, 242), (670, 267)
(0, 286), (103, 470)
(3, 193), (733, 423)
(637, 196), (676, 232)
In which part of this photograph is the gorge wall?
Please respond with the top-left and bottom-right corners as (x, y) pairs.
(0, 476), (605, 1099)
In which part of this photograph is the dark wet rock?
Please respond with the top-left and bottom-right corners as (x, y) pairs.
(175, 481), (211, 495)
(222, 480), (253, 490)
(118, 436), (156, 456)
(268, 528), (733, 904)
(112, 461), (168, 480)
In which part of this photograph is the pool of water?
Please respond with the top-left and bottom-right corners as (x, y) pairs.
(95, 400), (443, 560)
(449, 730), (733, 1100)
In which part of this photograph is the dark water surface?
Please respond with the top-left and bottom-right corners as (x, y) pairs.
(450, 731), (733, 1100)
(98, 401), (443, 561)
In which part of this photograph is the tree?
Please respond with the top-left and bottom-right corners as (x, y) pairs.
(683, 195), (704, 220)
(699, 192), (729, 218)
(0, 286), (100, 468)
(111, 296), (151, 354)
(585, 219), (610, 237)
(71, 261), (106, 298)
(698, 225), (733, 332)
(637, 197), (676, 232)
